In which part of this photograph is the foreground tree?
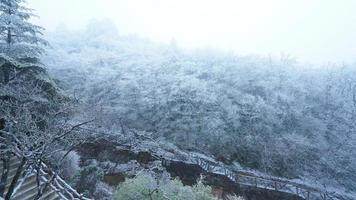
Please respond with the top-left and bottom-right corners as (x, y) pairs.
(0, 0), (48, 59)
(0, 55), (91, 199)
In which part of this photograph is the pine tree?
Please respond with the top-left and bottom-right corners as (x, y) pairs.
(0, 0), (48, 59)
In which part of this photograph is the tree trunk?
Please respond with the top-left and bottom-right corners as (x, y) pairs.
(7, 29), (11, 47)
(4, 156), (26, 200)
(0, 119), (5, 130)
(0, 157), (10, 197)
(2, 66), (10, 85)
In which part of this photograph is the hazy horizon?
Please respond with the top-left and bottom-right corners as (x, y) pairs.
(29, 0), (356, 65)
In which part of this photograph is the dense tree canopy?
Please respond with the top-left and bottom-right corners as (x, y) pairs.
(42, 21), (356, 194)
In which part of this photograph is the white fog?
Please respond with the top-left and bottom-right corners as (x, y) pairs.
(1, 1), (356, 200)
(29, 0), (356, 65)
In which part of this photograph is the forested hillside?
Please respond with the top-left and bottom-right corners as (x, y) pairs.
(42, 20), (356, 195)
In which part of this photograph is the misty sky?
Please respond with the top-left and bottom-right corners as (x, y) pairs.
(29, 0), (356, 65)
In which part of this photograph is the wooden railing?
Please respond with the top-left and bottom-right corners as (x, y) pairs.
(189, 154), (354, 200)
(77, 130), (355, 200)
(38, 162), (91, 200)
(4, 129), (353, 200)
(0, 132), (91, 200)
(235, 172), (339, 200)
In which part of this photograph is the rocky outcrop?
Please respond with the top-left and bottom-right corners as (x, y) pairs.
(76, 136), (303, 200)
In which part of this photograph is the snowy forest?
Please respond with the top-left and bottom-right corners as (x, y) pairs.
(1, 0), (356, 200)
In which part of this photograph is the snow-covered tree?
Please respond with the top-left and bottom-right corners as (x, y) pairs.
(0, 0), (48, 59)
(0, 55), (92, 199)
(42, 23), (356, 194)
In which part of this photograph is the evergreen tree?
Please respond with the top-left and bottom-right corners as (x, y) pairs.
(0, 0), (48, 59)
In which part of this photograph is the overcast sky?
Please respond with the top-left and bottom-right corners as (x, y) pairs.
(29, 0), (356, 65)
